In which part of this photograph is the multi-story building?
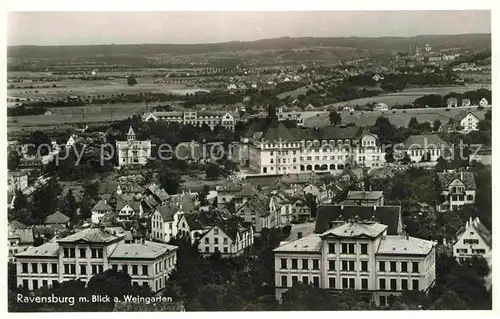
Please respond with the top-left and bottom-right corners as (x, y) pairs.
(8, 171), (29, 194)
(198, 222), (254, 257)
(91, 200), (114, 224)
(273, 218), (436, 306)
(150, 202), (188, 243)
(454, 111), (480, 133)
(399, 135), (447, 163)
(453, 217), (491, 264)
(8, 226), (34, 263)
(436, 171), (476, 212)
(116, 126), (152, 167)
(343, 191), (384, 206)
(240, 112), (386, 175)
(236, 195), (281, 232)
(15, 227), (178, 291)
(142, 110), (237, 131)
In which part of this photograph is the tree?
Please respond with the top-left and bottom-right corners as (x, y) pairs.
(31, 178), (62, 224)
(12, 189), (28, 211)
(329, 110), (342, 126)
(401, 153), (411, 165)
(159, 167), (182, 195)
(431, 290), (467, 310)
(304, 193), (317, 218)
(435, 156), (448, 172)
(433, 119), (442, 132)
(205, 163), (221, 180)
(8, 149), (22, 171)
(197, 184), (210, 206)
(408, 117), (419, 129)
(127, 75), (137, 86)
(61, 189), (78, 222)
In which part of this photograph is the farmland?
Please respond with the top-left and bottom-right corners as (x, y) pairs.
(328, 83), (491, 108)
(305, 106), (490, 128)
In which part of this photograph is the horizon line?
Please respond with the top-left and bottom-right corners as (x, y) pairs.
(7, 32), (492, 48)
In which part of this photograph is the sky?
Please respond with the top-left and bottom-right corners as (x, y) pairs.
(8, 11), (491, 46)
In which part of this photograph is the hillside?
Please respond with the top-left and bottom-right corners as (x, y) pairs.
(8, 34), (491, 59)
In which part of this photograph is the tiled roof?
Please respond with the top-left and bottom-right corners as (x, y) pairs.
(243, 196), (270, 217)
(437, 171), (476, 190)
(315, 205), (402, 235)
(453, 110), (479, 122)
(377, 235), (434, 256)
(127, 126), (135, 135)
(156, 204), (178, 221)
(44, 212), (70, 225)
(8, 228), (34, 244)
(321, 222), (387, 239)
(16, 242), (59, 258)
(273, 233), (322, 253)
(345, 191), (383, 201)
(9, 220), (27, 230)
(109, 241), (177, 259)
(182, 214), (205, 230)
(116, 200), (141, 212)
(57, 228), (121, 244)
(238, 183), (257, 197)
(92, 200), (113, 212)
(291, 126), (366, 141)
(402, 134), (446, 148)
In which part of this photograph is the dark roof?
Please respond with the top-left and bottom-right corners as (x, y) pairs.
(44, 212), (70, 225)
(315, 205), (402, 235)
(116, 201), (141, 212)
(472, 218), (492, 247)
(213, 220), (252, 242)
(403, 134), (446, 148)
(156, 204), (178, 221)
(437, 171), (476, 190)
(58, 227), (121, 244)
(291, 126), (367, 141)
(242, 196), (270, 217)
(453, 110), (479, 121)
(182, 213), (205, 230)
(92, 200), (113, 212)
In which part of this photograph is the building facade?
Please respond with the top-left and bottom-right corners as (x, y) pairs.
(8, 171), (29, 194)
(436, 171), (476, 212)
(142, 111), (236, 131)
(116, 126), (152, 167)
(15, 228), (178, 291)
(453, 217), (491, 264)
(273, 219), (436, 306)
(198, 223), (254, 257)
(399, 135), (447, 163)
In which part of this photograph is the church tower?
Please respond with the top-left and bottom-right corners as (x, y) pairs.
(127, 126), (136, 142)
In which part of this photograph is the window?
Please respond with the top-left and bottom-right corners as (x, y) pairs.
(69, 248), (75, 258)
(328, 260), (335, 271)
(463, 239), (479, 245)
(360, 244), (368, 255)
(223, 238), (228, 245)
(401, 279), (408, 290)
(32, 263), (38, 273)
(281, 258), (287, 269)
(342, 260), (348, 271)
(379, 278), (386, 290)
(302, 276), (309, 284)
(80, 265), (87, 275)
(205, 238), (209, 244)
(341, 243), (348, 254)
(342, 278), (348, 289)
(412, 262), (419, 273)
(281, 275), (288, 287)
(22, 263), (28, 273)
(380, 296), (387, 306)
(292, 276), (298, 286)
(92, 265), (97, 274)
(390, 279), (397, 290)
(348, 260), (355, 271)
(205, 247), (209, 253)
(122, 265), (128, 274)
(467, 195), (474, 201)
(112, 264), (118, 271)
(50, 263), (57, 273)
(313, 276), (320, 287)
(63, 248), (69, 258)
(348, 244), (355, 254)
(379, 261), (386, 272)
(390, 261), (397, 272)
(41, 263), (48, 273)
(361, 278), (368, 289)
(79, 248), (86, 258)
(33, 280), (38, 290)
(302, 259), (308, 270)
(142, 265), (148, 275)
(42, 280), (48, 287)
(401, 262), (408, 273)
(412, 279), (419, 291)
(214, 228), (219, 235)
(223, 247), (228, 253)
(291, 259), (298, 269)
(328, 243), (335, 254)
(361, 261), (368, 272)
(312, 259), (319, 270)
(349, 278), (355, 289)
(132, 265), (138, 275)
(214, 237), (219, 244)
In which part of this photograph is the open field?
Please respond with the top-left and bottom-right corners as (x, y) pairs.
(7, 77), (207, 100)
(304, 106), (490, 128)
(328, 84), (491, 108)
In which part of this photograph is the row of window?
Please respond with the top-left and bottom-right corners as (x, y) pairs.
(279, 258), (420, 273)
(270, 158), (297, 164)
(62, 248), (104, 259)
(456, 248), (486, 254)
(22, 262), (58, 274)
(463, 239), (480, 245)
(204, 237), (230, 245)
(279, 275), (420, 291)
(326, 243), (368, 255)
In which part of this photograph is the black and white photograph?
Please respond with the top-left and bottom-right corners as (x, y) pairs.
(5, 6), (494, 313)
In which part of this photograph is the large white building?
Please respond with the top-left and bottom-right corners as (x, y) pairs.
(273, 218), (436, 306)
(398, 135), (447, 163)
(142, 110), (237, 131)
(15, 227), (178, 291)
(436, 171), (476, 212)
(240, 112), (386, 175)
(453, 217), (491, 264)
(116, 126), (152, 167)
(198, 222), (254, 257)
(454, 111), (481, 133)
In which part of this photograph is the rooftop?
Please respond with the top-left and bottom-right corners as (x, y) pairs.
(109, 241), (177, 260)
(377, 235), (435, 256)
(321, 221), (387, 239)
(16, 242), (59, 258)
(345, 191), (384, 201)
(403, 134), (446, 149)
(273, 233), (322, 253)
(437, 171), (476, 190)
(44, 211), (70, 225)
(57, 227), (122, 244)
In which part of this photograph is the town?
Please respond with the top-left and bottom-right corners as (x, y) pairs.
(7, 11), (492, 312)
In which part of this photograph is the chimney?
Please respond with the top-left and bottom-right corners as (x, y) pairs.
(373, 206), (377, 211)
(469, 216), (473, 226)
(460, 171), (463, 180)
(297, 232), (303, 239)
